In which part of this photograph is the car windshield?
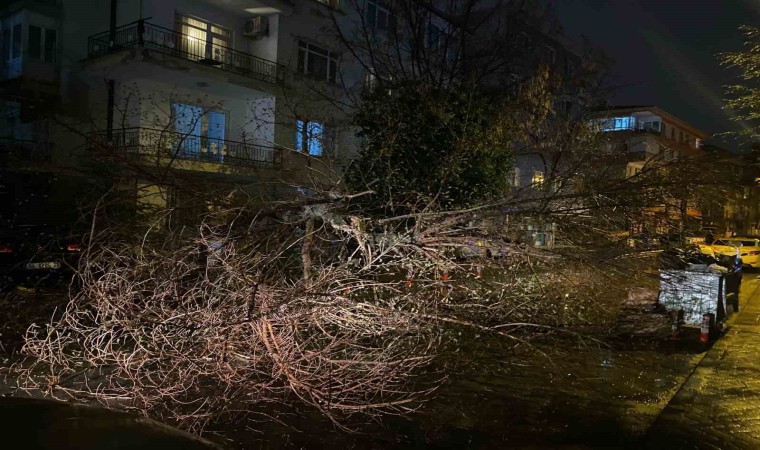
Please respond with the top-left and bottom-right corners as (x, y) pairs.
(713, 239), (758, 247)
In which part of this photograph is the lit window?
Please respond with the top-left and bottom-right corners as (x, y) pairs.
(175, 15), (231, 62)
(594, 116), (636, 132)
(296, 119), (335, 156)
(511, 167), (521, 187)
(298, 41), (338, 83)
(532, 171), (545, 185)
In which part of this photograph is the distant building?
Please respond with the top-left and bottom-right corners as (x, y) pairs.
(591, 105), (710, 236)
(703, 143), (760, 236)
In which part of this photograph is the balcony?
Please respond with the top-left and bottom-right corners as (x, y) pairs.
(90, 128), (282, 170)
(0, 137), (53, 164)
(87, 21), (285, 85)
(592, 117), (663, 135)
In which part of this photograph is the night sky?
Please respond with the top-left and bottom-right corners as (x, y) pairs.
(554, 0), (758, 151)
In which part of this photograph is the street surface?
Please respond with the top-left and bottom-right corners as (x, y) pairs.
(642, 273), (760, 449)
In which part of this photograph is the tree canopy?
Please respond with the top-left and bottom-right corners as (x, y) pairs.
(346, 80), (516, 211)
(720, 26), (760, 142)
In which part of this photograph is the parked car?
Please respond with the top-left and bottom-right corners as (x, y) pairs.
(702, 237), (760, 269)
(4, 225), (83, 290)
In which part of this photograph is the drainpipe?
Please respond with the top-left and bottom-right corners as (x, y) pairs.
(109, 0), (117, 47)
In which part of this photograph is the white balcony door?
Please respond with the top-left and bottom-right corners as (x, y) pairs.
(206, 111), (226, 161)
(172, 103), (202, 156)
(172, 103), (226, 162)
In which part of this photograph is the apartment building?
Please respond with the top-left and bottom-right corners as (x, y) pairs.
(0, 0), (364, 226)
(592, 105), (710, 235)
(1, 0), (607, 234)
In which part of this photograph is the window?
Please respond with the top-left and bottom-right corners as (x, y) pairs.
(364, 72), (380, 92)
(43, 28), (56, 63)
(427, 22), (441, 51)
(28, 26), (41, 59)
(176, 15), (231, 62)
(171, 102), (227, 160)
(511, 167), (521, 187)
(296, 119), (335, 156)
(12, 24), (21, 59)
(28, 26), (56, 62)
(426, 16), (458, 61)
(364, 71), (393, 94)
(366, 0), (395, 34)
(297, 41), (338, 83)
(595, 116), (636, 132)
(670, 127), (675, 139)
(626, 164), (642, 177)
(532, 171), (545, 186)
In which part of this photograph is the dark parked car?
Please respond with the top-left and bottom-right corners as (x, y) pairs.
(1, 225), (83, 290)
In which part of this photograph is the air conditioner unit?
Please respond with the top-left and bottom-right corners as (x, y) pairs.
(243, 16), (269, 39)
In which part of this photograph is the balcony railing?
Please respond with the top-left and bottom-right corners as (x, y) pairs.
(0, 138), (53, 163)
(87, 21), (285, 84)
(90, 128), (282, 169)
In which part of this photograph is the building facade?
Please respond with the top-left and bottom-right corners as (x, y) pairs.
(1, 0), (366, 227)
(1, 0), (608, 236)
(592, 105), (710, 237)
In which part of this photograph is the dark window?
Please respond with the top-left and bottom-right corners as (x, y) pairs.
(11, 24), (21, 59)
(28, 26), (42, 59)
(367, 0), (395, 34)
(44, 28), (56, 63)
(1, 30), (9, 70)
(297, 41), (338, 83)
(425, 17), (458, 61)
(427, 23), (441, 50)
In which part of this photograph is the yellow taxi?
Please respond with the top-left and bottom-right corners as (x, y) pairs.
(707, 237), (760, 268)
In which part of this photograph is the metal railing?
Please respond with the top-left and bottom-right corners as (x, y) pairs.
(0, 138), (53, 162)
(87, 21), (285, 84)
(90, 128), (282, 169)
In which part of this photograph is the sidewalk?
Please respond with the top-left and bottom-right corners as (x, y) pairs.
(642, 275), (760, 449)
